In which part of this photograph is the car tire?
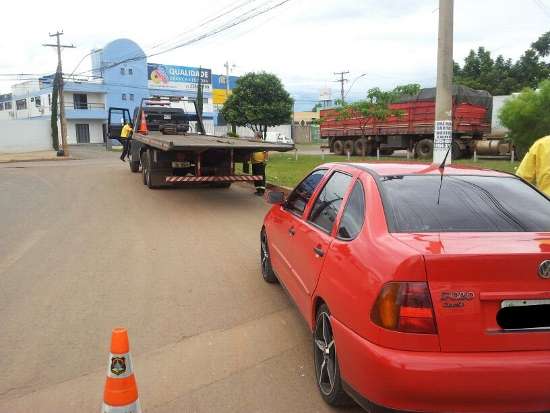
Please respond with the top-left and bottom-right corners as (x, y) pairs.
(332, 139), (344, 156)
(314, 304), (354, 407)
(129, 160), (140, 173)
(415, 139), (433, 159)
(260, 229), (278, 284)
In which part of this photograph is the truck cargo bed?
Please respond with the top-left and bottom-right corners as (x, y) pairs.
(133, 132), (294, 152)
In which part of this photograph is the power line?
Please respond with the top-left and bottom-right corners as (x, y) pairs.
(74, 0), (292, 77)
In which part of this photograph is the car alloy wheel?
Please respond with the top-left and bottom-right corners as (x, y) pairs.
(313, 305), (353, 406)
(314, 310), (337, 396)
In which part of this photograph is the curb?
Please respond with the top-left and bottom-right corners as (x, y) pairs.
(0, 156), (76, 164)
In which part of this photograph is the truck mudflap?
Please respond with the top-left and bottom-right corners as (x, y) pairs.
(166, 175), (263, 183)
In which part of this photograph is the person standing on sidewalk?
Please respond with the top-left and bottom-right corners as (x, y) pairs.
(516, 135), (550, 196)
(119, 122), (133, 162)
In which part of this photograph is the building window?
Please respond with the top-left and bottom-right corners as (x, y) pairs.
(16, 99), (27, 110)
(128, 68), (133, 75)
(35, 97), (41, 107)
(122, 93), (127, 101)
(0, 102), (4, 111)
(73, 94), (88, 109)
(5, 101), (12, 110)
(129, 94), (134, 101)
(120, 67), (125, 75)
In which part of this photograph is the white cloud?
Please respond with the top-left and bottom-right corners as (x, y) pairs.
(0, 0), (548, 110)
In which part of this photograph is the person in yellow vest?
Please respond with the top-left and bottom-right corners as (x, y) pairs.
(119, 122), (133, 162)
(252, 150), (268, 196)
(516, 135), (550, 196)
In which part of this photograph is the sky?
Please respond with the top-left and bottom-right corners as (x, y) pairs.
(0, 0), (549, 110)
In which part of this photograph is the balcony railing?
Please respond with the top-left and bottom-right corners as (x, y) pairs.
(68, 103), (106, 110)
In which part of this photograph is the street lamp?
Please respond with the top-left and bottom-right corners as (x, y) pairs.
(344, 73), (367, 99)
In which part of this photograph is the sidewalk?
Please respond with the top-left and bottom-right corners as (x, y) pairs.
(0, 151), (71, 163)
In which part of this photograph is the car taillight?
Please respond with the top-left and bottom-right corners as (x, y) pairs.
(371, 282), (437, 334)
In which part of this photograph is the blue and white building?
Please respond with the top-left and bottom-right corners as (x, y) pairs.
(0, 38), (238, 144)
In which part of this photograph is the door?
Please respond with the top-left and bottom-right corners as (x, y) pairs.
(288, 171), (353, 315)
(75, 123), (90, 144)
(268, 169), (328, 303)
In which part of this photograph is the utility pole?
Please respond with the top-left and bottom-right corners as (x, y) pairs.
(333, 71), (349, 104)
(433, 0), (454, 165)
(43, 31), (75, 156)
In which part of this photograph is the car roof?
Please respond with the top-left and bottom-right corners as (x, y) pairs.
(322, 162), (512, 178)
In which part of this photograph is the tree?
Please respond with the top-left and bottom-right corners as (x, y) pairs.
(499, 80), (550, 154)
(334, 84), (421, 138)
(50, 72), (60, 151)
(454, 31), (550, 95)
(221, 72), (293, 138)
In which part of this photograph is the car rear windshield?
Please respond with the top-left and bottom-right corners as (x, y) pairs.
(380, 175), (550, 233)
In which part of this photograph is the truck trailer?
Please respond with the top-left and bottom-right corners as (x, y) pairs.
(108, 96), (294, 189)
(320, 85), (499, 159)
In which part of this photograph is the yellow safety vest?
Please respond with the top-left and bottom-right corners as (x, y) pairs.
(516, 135), (550, 196)
(252, 151), (267, 164)
(120, 124), (133, 139)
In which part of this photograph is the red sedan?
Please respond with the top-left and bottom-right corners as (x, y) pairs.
(260, 162), (550, 413)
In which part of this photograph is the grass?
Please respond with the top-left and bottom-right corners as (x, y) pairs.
(265, 153), (520, 188)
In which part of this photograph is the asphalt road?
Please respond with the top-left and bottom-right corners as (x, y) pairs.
(0, 145), (362, 412)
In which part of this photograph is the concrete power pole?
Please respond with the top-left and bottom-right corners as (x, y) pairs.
(433, 0), (454, 165)
(43, 31), (75, 156)
(334, 71), (349, 104)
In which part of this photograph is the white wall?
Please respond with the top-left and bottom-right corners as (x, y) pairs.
(205, 124), (292, 138)
(66, 120), (105, 144)
(0, 119), (52, 153)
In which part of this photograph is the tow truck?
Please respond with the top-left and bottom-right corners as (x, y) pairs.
(107, 96), (294, 189)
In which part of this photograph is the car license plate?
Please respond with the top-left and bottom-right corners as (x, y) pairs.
(501, 299), (550, 308)
(164, 114), (172, 120)
(172, 161), (191, 168)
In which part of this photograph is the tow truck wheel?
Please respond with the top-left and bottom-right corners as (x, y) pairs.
(141, 152), (147, 185)
(129, 159), (140, 173)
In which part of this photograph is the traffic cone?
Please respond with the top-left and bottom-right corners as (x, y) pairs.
(102, 328), (141, 413)
(138, 111), (148, 135)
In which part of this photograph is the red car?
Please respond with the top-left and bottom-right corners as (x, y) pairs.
(260, 162), (550, 413)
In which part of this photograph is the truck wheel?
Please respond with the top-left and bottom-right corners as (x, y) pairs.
(451, 141), (461, 160)
(129, 160), (140, 173)
(415, 139), (433, 159)
(354, 138), (369, 156)
(141, 152), (147, 185)
(332, 140), (344, 156)
(343, 140), (355, 156)
(143, 150), (158, 189)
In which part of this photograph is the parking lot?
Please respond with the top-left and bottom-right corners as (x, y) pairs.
(0, 145), (362, 412)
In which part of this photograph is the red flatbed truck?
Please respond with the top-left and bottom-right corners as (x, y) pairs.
(108, 96), (294, 189)
(320, 85), (493, 159)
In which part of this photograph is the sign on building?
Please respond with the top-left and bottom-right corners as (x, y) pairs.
(147, 64), (212, 92)
(211, 75), (238, 105)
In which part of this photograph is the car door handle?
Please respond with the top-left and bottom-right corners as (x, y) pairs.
(288, 227), (295, 236)
(313, 246), (324, 257)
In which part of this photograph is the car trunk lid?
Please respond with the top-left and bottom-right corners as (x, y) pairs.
(393, 232), (550, 352)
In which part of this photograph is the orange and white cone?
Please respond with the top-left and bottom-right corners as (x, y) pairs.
(102, 328), (141, 413)
(138, 110), (148, 135)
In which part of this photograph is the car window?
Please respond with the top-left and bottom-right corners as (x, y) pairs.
(308, 172), (352, 233)
(285, 169), (327, 216)
(381, 175), (550, 232)
(337, 180), (365, 239)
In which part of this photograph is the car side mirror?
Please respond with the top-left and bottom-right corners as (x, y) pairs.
(266, 190), (285, 205)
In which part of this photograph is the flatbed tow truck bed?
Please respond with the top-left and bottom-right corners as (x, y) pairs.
(133, 131), (294, 152)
